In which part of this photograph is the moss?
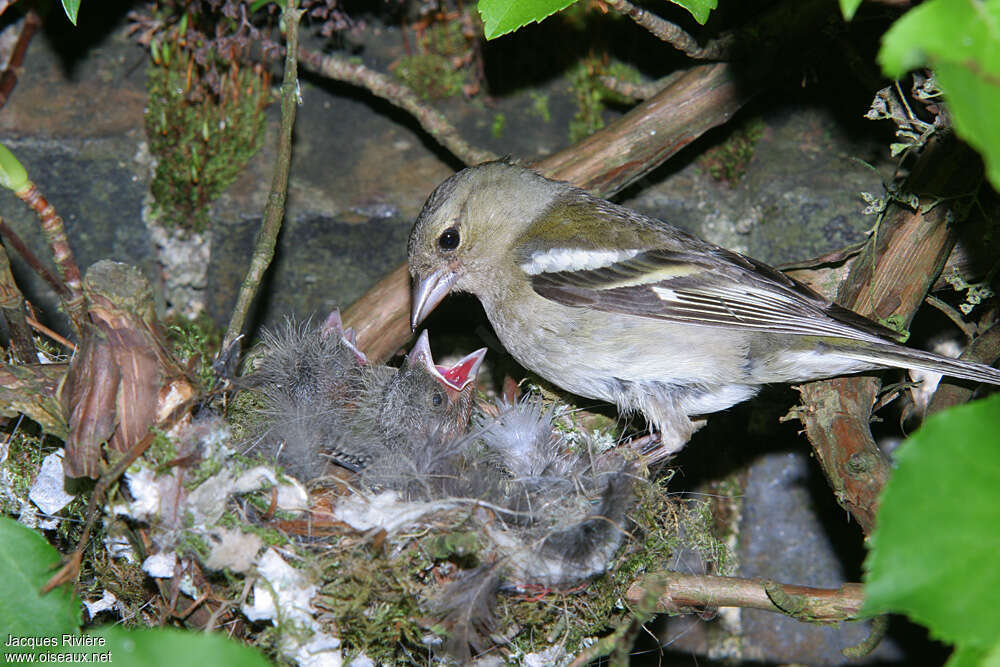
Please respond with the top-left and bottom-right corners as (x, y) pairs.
(148, 428), (179, 469)
(166, 313), (222, 392)
(491, 112), (506, 138)
(567, 57), (642, 143)
(394, 53), (466, 100)
(698, 116), (766, 185)
(393, 19), (475, 101)
(529, 92), (551, 123)
(145, 42), (270, 233)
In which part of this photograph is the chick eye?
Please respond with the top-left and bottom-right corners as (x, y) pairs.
(431, 392), (444, 407)
(437, 227), (460, 251)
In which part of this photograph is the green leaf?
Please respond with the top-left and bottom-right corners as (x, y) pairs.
(0, 517), (81, 636)
(863, 394), (1000, 649)
(478, 0), (580, 39)
(878, 0), (1000, 190)
(0, 143), (30, 193)
(91, 627), (272, 667)
(839, 0), (863, 21)
(61, 0), (81, 26)
(667, 0), (717, 25)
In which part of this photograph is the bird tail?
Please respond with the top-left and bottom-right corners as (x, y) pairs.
(830, 340), (1000, 386)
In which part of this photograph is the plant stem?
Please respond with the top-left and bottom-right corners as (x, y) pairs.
(221, 0), (303, 355)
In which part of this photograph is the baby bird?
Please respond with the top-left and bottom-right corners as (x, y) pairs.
(246, 315), (486, 482)
(408, 160), (1000, 453)
(247, 310), (367, 479)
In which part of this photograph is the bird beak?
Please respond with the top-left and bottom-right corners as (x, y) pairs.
(319, 308), (367, 364)
(408, 330), (487, 391)
(410, 268), (458, 330)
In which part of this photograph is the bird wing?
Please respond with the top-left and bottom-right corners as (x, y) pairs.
(529, 247), (903, 343)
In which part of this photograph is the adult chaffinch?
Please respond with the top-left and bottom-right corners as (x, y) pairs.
(408, 160), (1000, 454)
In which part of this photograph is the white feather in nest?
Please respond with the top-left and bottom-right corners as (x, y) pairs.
(243, 314), (648, 660)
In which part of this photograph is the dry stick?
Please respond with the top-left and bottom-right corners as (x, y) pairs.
(296, 48), (498, 167)
(794, 135), (981, 535)
(604, 0), (735, 60)
(0, 218), (70, 301)
(625, 572), (865, 622)
(0, 237), (35, 361)
(221, 0), (303, 355)
(12, 184), (87, 335)
(0, 10), (41, 109)
(344, 61), (754, 361)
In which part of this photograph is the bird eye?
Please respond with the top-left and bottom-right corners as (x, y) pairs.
(437, 227), (460, 251)
(432, 392), (444, 407)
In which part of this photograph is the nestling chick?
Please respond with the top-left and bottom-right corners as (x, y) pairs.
(245, 310), (366, 479)
(408, 160), (1000, 454)
(246, 316), (486, 482)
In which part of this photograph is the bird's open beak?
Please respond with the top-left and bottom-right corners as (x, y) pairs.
(410, 269), (458, 330)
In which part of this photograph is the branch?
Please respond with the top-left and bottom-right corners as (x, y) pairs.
(625, 571), (865, 623)
(604, 0), (734, 60)
(296, 48), (497, 167)
(221, 0), (303, 354)
(794, 135), (982, 533)
(10, 183), (87, 336)
(0, 236), (34, 361)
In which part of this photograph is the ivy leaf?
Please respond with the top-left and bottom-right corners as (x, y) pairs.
(670, 0), (717, 25)
(839, 0), (863, 21)
(0, 517), (81, 636)
(478, 0), (718, 39)
(863, 394), (1000, 651)
(478, 0), (579, 39)
(878, 0), (1000, 190)
(61, 0), (81, 26)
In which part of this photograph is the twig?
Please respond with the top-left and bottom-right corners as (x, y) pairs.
(0, 218), (70, 301)
(924, 293), (977, 339)
(10, 182), (87, 335)
(624, 571), (865, 622)
(25, 315), (76, 352)
(221, 0), (303, 355)
(0, 238), (34, 361)
(296, 48), (497, 166)
(604, 0), (734, 60)
(597, 75), (666, 102)
(0, 10), (41, 110)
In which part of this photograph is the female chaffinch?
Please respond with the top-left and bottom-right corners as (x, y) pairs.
(408, 160), (1000, 454)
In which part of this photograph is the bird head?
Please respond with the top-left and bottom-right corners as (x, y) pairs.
(407, 161), (561, 329)
(379, 330), (487, 443)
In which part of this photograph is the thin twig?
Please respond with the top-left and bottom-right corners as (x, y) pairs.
(221, 0), (303, 355)
(296, 47), (497, 167)
(924, 294), (977, 339)
(11, 184), (87, 335)
(0, 238), (34, 361)
(0, 219), (73, 303)
(0, 10), (41, 110)
(604, 0), (735, 60)
(625, 571), (865, 622)
(25, 315), (76, 352)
